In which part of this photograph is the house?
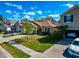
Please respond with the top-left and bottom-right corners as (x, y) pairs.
(30, 22), (38, 34)
(60, 5), (79, 38)
(0, 20), (13, 33)
(32, 20), (56, 34)
(11, 21), (22, 33)
(0, 20), (22, 34)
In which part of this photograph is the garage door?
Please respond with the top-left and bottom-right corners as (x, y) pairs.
(65, 30), (77, 38)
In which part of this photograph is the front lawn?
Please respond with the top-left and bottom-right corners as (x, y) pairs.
(13, 35), (61, 52)
(0, 42), (30, 58)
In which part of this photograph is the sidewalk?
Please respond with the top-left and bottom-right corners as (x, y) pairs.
(11, 44), (49, 58)
(0, 35), (27, 43)
(0, 35), (27, 58)
(0, 46), (13, 58)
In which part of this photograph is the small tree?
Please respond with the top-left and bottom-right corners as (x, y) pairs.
(22, 18), (35, 34)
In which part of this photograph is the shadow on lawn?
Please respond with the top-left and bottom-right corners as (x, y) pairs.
(38, 35), (60, 44)
(38, 35), (73, 46)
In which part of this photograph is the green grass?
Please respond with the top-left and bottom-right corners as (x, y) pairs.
(0, 31), (4, 34)
(0, 42), (30, 58)
(13, 35), (60, 52)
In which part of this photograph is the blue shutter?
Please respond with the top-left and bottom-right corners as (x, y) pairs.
(71, 15), (73, 22)
(64, 16), (66, 22)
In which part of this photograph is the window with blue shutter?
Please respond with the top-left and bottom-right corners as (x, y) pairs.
(64, 14), (73, 23)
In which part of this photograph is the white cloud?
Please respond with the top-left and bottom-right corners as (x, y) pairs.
(12, 11), (20, 18)
(60, 3), (74, 8)
(4, 2), (23, 10)
(23, 11), (35, 15)
(30, 6), (36, 10)
(49, 14), (60, 17)
(31, 7), (34, 10)
(49, 14), (60, 21)
(11, 11), (20, 18)
(15, 5), (22, 10)
(65, 3), (74, 8)
(48, 10), (51, 13)
(37, 10), (43, 15)
(23, 10), (26, 11)
(13, 17), (20, 21)
(41, 16), (46, 18)
(23, 15), (31, 19)
(13, 11), (19, 15)
(23, 15), (34, 20)
(5, 10), (12, 14)
(5, 2), (12, 6)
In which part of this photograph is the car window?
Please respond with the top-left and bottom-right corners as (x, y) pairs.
(73, 41), (79, 46)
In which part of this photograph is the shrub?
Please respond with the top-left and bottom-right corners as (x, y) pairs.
(50, 31), (63, 42)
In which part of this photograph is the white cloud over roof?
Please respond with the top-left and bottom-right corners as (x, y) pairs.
(49, 14), (60, 17)
(49, 14), (60, 21)
(23, 15), (31, 19)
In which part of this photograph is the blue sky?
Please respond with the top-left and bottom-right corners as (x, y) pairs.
(0, 1), (79, 21)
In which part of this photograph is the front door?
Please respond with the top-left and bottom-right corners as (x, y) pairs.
(37, 28), (41, 34)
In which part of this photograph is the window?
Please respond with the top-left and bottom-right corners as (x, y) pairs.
(64, 14), (73, 23)
(45, 28), (50, 33)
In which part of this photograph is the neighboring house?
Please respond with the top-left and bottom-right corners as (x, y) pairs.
(32, 20), (56, 34)
(3, 20), (14, 26)
(0, 20), (13, 33)
(60, 5), (79, 38)
(11, 21), (22, 33)
(0, 20), (22, 34)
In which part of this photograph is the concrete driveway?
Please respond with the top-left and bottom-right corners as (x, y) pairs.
(43, 38), (73, 58)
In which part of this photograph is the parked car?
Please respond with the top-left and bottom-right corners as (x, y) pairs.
(68, 38), (79, 57)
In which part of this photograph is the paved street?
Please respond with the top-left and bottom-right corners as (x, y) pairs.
(43, 38), (73, 58)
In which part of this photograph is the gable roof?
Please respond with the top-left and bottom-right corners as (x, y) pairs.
(3, 20), (14, 26)
(30, 22), (38, 28)
(33, 20), (56, 27)
(60, 5), (79, 16)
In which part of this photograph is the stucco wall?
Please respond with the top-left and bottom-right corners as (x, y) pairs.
(41, 26), (52, 33)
